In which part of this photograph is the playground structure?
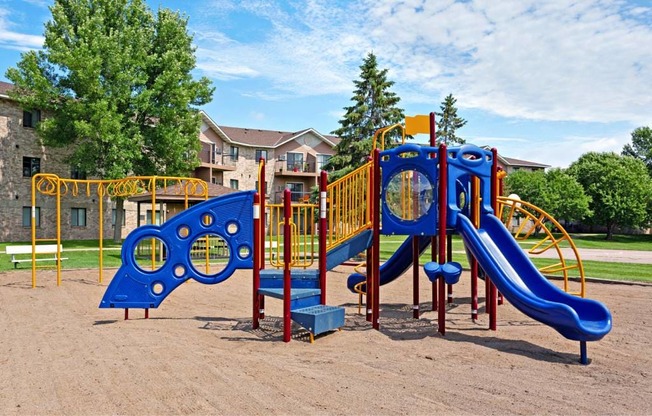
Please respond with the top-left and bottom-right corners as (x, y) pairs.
(27, 173), (209, 287)
(99, 113), (612, 364)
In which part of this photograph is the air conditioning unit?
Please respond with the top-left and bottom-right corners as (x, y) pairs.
(278, 155), (286, 161)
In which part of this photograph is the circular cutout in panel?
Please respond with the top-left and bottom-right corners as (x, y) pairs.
(384, 169), (434, 221)
(238, 245), (251, 259)
(152, 281), (165, 295)
(133, 236), (167, 272)
(189, 233), (230, 277)
(226, 221), (239, 235)
(173, 264), (186, 279)
(177, 225), (190, 239)
(201, 213), (214, 227)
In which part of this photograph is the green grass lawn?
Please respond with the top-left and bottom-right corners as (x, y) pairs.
(2, 235), (650, 283)
(515, 232), (652, 251)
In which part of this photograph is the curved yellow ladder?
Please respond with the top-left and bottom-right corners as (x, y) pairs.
(497, 196), (586, 297)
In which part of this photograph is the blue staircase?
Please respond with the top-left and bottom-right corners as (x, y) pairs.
(258, 269), (345, 341)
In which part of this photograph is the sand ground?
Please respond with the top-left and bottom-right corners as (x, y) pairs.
(0, 266), (650, 415)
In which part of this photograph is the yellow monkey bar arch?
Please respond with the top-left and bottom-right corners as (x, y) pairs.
(30, 174), (209, 288)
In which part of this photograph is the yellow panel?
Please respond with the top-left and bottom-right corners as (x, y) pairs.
(404, 115), (431, 135)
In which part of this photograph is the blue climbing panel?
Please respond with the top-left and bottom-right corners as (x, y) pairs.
(99, 191), (255, 309)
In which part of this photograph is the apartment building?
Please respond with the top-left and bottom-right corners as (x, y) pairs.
(197, 111), (340, 203)
(0, 81), (339, 242)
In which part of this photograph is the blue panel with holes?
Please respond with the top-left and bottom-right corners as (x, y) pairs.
(446, 145), (494, 227)
(99, 191), (255, 309)
(380, 143), (439, 236)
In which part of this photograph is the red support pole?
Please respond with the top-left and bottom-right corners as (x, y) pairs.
(145, 308), (149, 319)
(372, 149), (381, 330)
(429, 112), (438, 312)
(124, 308), (129, 320)
(412, 236), (420, 318)
(253, 192), (261, 329)
(319, 171), (328, 305)
(437, 143), (448, 336)
(283, 189), (292, 342)
(489, 148), (499, 331)
(259, 159), (266, 319)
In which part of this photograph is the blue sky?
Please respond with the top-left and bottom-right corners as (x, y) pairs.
(1, 0), (651, 168)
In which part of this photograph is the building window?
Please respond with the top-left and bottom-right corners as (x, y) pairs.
(230, 146), (239, 161)
(287, 153), (304, 172)
(230, 179), (239, 190)
(286, 182), (304, 201)
(112, 209), (126, 227)
(22, 206), (40, 227)
(317, 154), (331, 170)
(71, 208), (87, 227)
(71, 166), (87, 180)
(23, 109), (41, 128)
(255, 149), (268, 161)
(146, 210), (161, 225)
(23, 157), (41, 177)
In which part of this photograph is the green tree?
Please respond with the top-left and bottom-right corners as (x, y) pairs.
(504, 170), (548, 209)
(326, 52), (405, 181)
(622, 126), (652, 177)
(543, 168), (592, 225)
(505, 168), (592, 229)
(435, 93), (466, 145)
(568, 152), (652, 239)
(6, 0), (213, 242)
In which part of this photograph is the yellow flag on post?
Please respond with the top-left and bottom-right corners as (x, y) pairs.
(404, 115), (430, 135)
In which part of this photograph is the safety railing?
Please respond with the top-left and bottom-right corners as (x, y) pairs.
(497, 196), (586, 297)
(266, 201), (317, 269)
(325, 161), (373, 250)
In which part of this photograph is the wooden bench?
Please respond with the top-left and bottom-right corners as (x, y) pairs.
(5, 244), (67, 268)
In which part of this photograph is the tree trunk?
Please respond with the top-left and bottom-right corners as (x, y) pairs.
(113, 197), (124, 243)
(605, 223), (614, 240)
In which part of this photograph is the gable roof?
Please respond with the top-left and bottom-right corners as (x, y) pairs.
(0, 81), (13, 98)
(500, 155), (550, 169)
(480, 145), (549, 169)
(200, 111), (340, 149)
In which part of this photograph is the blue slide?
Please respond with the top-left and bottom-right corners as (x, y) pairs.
(456, 213), (612, 342)
(347, 236), (431, 292)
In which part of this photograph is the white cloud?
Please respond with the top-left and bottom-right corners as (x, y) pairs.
(197, 0), (652, 127)
(502, 133), (631, 168)
(0, 8), (44, 50)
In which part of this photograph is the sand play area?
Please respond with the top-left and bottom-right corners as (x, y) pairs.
(0, 266), (650, 415)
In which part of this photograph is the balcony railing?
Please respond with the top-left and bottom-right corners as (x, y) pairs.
(273, 191), (313, 204)
(278, 161), (317, 174)
(200, 150), (237, 168)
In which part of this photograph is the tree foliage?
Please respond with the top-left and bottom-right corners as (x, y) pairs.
(622, 126), (652, 177)
(568, 152), (652, 239)
(435, 93), (466, 145)
(6, 0), (213, 241)
(326, 53), (405, 181)
(504, 168), (591, 225)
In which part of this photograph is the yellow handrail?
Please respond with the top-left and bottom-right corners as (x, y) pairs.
(497, 196), (586, 297)
(267, 201), (316, 269)
(325, 161), (373, 250)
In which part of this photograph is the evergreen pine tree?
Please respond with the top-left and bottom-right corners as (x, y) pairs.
(435, 94), (467, 145)
(326, 53), (405, 181)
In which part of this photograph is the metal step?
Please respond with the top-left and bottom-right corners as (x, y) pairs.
(291, 305), (345, 336)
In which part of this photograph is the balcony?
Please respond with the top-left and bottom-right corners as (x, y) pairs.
(275, 161), (318, 177)
(272, 191), (314, 204)
(199, 150), (237, 171)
